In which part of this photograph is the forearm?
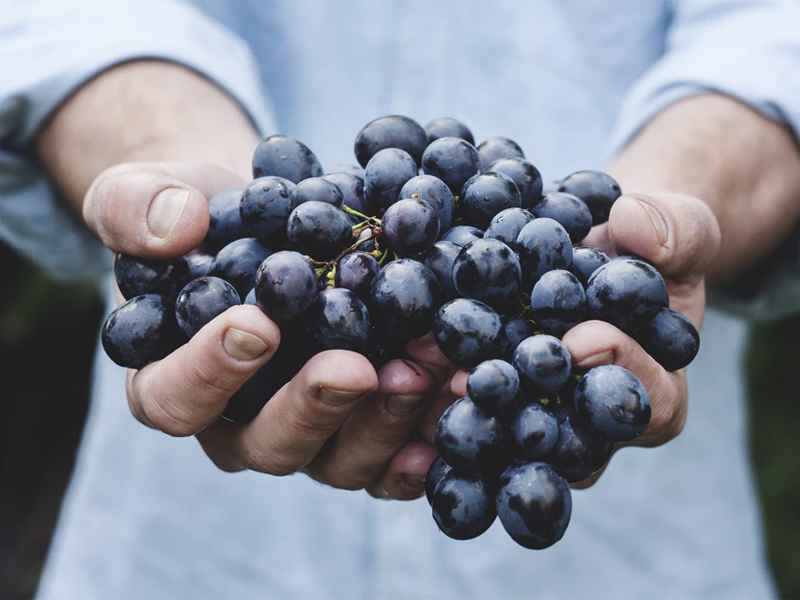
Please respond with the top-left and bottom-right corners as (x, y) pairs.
(36, 60), (261, 210)
(608, 93), (800, 279)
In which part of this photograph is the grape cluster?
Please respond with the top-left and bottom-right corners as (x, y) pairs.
(102, 115), (700, 548)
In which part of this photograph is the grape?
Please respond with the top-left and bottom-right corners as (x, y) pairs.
(322, 172), (373, 216)
(244, 288), (257, 306)
(354, 115), (427, 167)
(381, 198), (440, 256)
(586, 258), (667, 333)
(533, 192), (592, 243)
(485, 157), (543, 209)
(477, 136), (524, 166)
(459, 172), (522, 229)
(496, 462), (571, 549)
(483, 207), (534, 250)
(365, 326), (406, 368)
(240, 176), (297, 246)
(452, 238), (521, 311)
(204, 187), (247, 253)
(363, 148), (419, 210)
(325, 164), (364, 178)
(421, 241), (461, 300)
(291, 177), (344, 208)
(306, 288), (371, 353)
(433, 298), (505, 368)
(546, 406), (614, 483)
(513, 335), (571, 398)
(425, 117), (475, 145)
(286, 201), (354, 261)
(334, 252), (380, 301)
(185, 252), (214, 280)
(208, 238), (272, 298)
(425, 456), (452, 504)
(467, 359), (519, 414)
(175, 277), (241, 338)
(431, 470), (496, 540)
(102, 295), (184, 369)
(558, 170), (622, 225)
(516, 218), (573, 286)
(399, 174), (456, 232)
(529, 270), (587, 337)
(114, 253), (192, 301)
(510, 404), (559, 460)
(421, 137), (483, 195)
(634, 307), (700, 371)
(570, 246), (610, 287)
(369, 259), (441, 339)
(440, 225), (483, 247)
(435, 396), (507, 473)
(574, 365), (651, 442)
(254, 251), (318, 324)
(502, 315), (533, 361)
(252, 134), (323, 183)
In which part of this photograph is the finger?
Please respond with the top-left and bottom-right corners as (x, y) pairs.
(562, 320), (687, 448)
(303, 359), (436, 490)
(450, 369), (468, 398)
(84, 161), (245, 258)
(405, 332), (457, 386)
(202, 350), (379, 476)
(366, 440), (438, 501)
(128, 305), (280, 436)
(416, 379), (460, 445)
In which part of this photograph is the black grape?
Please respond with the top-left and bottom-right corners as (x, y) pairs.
(254, 251), (319, 324)
(175, 276), (241, 338)
(425, 117), (475, 145)
(421, 137), (483, 195)
(559, 170), (622, 225)
(433, 298), (505, 368)
(485, 157), (543, 209)
(306, 288), (371, 353)
(634, 307), (700, 371)
(354, 115), (428, 167)
(252, 134), (323, 183)
(369, 259), (441, 340)
(286, 201), (354, 261)
(459, 172), (522, 229)
(533, 192), (593, 243)
(381, 198), (440, 256)
(208, 238), (272, 298)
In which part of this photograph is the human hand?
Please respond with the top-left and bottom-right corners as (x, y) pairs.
(86, 161), (450, 500)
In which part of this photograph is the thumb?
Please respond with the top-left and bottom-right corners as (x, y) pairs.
(607, 192), (721, 280)
(84, 161), (246, 259)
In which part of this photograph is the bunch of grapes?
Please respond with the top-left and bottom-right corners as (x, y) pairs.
(102, 115), (700, 549)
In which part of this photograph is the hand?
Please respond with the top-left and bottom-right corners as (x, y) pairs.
(85, 161), (450, 500)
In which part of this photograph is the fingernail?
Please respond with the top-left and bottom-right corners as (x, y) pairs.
(638, 200), (668, 246)
(223, 328), (268, 361)
(402, 474), (425, 488)
(574, 349), (615, 369)
(385, 394), (424, 417)
(148, 188), (190, 238)
(319, 388), (364, 406)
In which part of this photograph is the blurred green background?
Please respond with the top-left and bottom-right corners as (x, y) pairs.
(0, 241), (798, 599)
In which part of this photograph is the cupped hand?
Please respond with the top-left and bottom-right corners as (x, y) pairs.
(87, 161), (451, 500)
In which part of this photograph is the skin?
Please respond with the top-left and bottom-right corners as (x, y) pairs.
(37, 61), (800, 496)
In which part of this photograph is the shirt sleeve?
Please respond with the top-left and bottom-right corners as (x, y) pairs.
(0, 0), (277, 282)
(608, 0), (800, 321)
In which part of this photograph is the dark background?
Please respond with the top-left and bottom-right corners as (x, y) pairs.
(0, 242), (798, 599)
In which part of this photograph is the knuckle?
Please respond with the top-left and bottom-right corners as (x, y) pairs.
(242, 443), (298, 477)
(317, 468), (369, 491)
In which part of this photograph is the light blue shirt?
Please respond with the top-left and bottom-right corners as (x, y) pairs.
(2, 1), (800, 598)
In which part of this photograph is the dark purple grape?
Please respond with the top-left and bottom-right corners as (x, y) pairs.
(485, 158), (543, 209)
(209, 238), (272, 299)
(291, 177), (344, 208)
(452, 238), (521, 311)
(366, 326), (406, 368)
(435, 396), (507, 473)
(586, 258), (667, 333)
(244, 288), (257, 306)
(323, 172), (374, 215)
(252, 134), (323, 183)
(222, 353), (296, 423)
(477, 136), (524, 166)
(459, 172), (522, 229)
(185, 252), (214, 280)
(364, 148), (419, 210)
(354, 115), (428, 167)
(381, 198), (440, 256)
(425, 117), (475, 145)
(114, 253), (192, 301)
(570, 246), (610, 287)
(529, 270), (587, 337)
(102, 295), (184, 369)
(239, 176), (297, 246)
(634, 307), (700, 371)
(467, 359), (519, 414)
(369, 259), (441, 340)
(547, 406), (613, 483)
(175, 277), (241, 338)
(502, 316), (533, 361)
(431, 470), (496, 540)
(421, 241), (461, 300)
(513, 335), (571, 399)
(516, 218), (573, 286)
(433, 298), (505, 368)
(496, 461), (571, 549)
(325, 164), (364, 178)
(533, 192), (593, 243)
(421, 137), (483, 196)
(440, 225), (483, 247)
(575, 365), (651, 442)
(425, 456), (452, 504)
(305, 288), (371, 354)
(558, 170), (622, 225)
(334, 252), (380, 301)
(510, 404), (559, 460)
(204, 187), (247, 253)
(483, 207), (534, 250)
(286, 201), (354, 261)
(399, 174), (456, 232)
(254, 251), (318, 324)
